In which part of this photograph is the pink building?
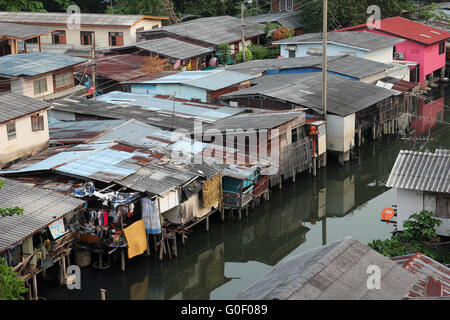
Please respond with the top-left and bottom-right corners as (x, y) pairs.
(337, 17), (450, 88)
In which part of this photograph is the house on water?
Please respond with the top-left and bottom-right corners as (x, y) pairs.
(336, 17), (450, 88)
(386, 149), (449, 237)
(0, 93), (52, 168)
(0, 52), (87, 100)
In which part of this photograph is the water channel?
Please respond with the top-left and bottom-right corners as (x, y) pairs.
(39, 84), (450, 300)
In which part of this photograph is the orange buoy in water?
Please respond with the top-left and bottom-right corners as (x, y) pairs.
(381, 207), (395, 221)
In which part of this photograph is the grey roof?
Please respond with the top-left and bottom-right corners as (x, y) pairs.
(386, 150), (449, 193)
(236, 237), (420, 300)
(0, 93), (52, 124)
(0, 52), (87, 77)
(224, 55), (389, 79)
(274, 31), (404, 51)
(140, 69), (255, 91)
(221, 73), (398, 116)
(50, 120), (125, 144)
(246, 11), (303, 30)
(133, 37), (212, 60)
(0, 178), (84, 254)
(0, 22), (52, 39)
(0, 11), (165, 26)
(141, 16), (265, 45)
(206, 110), (305, 131)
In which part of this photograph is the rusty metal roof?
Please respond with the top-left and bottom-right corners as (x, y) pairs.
(0, 178), (84, 254)
(386, 150), (450, 193)
(391, 253), (450, 299)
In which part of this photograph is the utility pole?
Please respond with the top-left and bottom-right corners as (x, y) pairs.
(241, 2), (246, 62)
(322, 0), (327, 121)
(91, 32), (96, 100)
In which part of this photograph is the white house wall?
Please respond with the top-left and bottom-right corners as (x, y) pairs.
(158, 189), (180, 214)
(326, 113), (355, 153)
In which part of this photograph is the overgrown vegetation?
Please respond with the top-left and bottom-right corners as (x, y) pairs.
(216, 42), (231, 65)
(0, 180), (23, 218)
(234, 48), (253, 63)
(369, 210), (449, 264)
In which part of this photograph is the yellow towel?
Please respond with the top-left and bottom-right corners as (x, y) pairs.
(124, 220), (148, 259)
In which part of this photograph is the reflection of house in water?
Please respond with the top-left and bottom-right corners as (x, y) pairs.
(326, 138), (414, 217)
(411, 97), (445, 137)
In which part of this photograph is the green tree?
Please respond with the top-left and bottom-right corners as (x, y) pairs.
(235, 47), (253, 63)
(105, 0), (166, 15)
(216, 42), (231, 65)
(0, 0), (46, 12)
(0, 258), (28, 300)
(0, 179), (27, 300)
(297, 0), (414, 32)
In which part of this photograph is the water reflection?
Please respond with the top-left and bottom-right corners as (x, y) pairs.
(39, 85), (450, 301)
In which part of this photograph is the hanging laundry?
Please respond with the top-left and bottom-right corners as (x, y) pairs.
(102, 211), (109, 226)
(141, 197), (161, 235)
(123, 220), (148, 259)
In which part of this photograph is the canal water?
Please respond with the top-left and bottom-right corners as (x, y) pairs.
(39, 85), (450, 300)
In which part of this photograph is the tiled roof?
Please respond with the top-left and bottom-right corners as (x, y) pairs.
(386, 150), (450, 193)
(0, 178), (84, 254)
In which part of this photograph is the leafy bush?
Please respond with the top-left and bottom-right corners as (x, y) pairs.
(402, 210), (442, 242)
(216, 42), (231, 65)
(235, 48), (253, 63)
(0, 258), (27, 300)
(368, 238), (408, 257)
(248, 45), (269, 60)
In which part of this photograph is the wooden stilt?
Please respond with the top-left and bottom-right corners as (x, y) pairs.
(220, 207), (225, 221)
(245, 206), (249, 217)
(172, 233), (178, 258)
(206, 216), (209, 232)
(238, 208), (242, 220)
(121, 248), (126, 272)
(146, 234), (150, 256)
(32, 274), (38, 300)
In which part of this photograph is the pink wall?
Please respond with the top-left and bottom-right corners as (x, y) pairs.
(345, 27), (446, 88)
(411, 97), (444, 136)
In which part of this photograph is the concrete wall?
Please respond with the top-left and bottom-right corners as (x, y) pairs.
(11, 74), (55, 99)
(326, 113), (355, 153)
(397, 189), (450, 236)
(0, 110), (50, 166)
(360, 71), (386, 84)
(39, 19), (162, 49)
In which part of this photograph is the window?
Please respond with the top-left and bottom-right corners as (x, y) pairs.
(54, 72), (73, 89)
(80, 31), (94, 45)
(31, 115), (44, 132)
(109, 32), (123, 46)
(439, 41), (445, 55)
(288, 49), (296, 58)
(33, 78), (47, 95)
(6, 122), (16, 140)
(52, 30), (66, 44)
(280, 0), (294, 11)
(436, 196), (449, 219)
(291, 127), (298, 143)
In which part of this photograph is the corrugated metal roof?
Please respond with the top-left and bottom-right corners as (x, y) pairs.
(221, 73), (397, 116)
(391, 253), (450, 298)
(386, 150), (449, 193)
(140, 69), (255, 91)
(246, 11), (303, 30)
(224, 55), (389, 79)
(0, 22), (52, 39)
(0, 178), (84, 254)
(0, 11), (167, 26)
(50, 120), (125, 145)
(0, 52), (87, 77)
(140, 15), (265, 45)
(274, 31), (404, 51)
(95, 91), (244, 122)
(133, 37), (212, 60)
(237, 237), (420, 300)
(0, 93), (52, 124)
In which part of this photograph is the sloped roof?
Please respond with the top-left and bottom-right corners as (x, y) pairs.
(274, 31), (404, 51)
(337, 16), (450, 45)
(224, 55), (389, 79)
(133, 37), (212, 60)
(236, 237), (420, 300)
(140, 69), (255, 91)
(221, 73), (398, 116)
(0, 93), (52, 124)
(140, 15), (265, 45)
(0, 178), (84, 254)
(0, 52), (87, 77)
(391, 253), (450, 299)
(246, 11), (303, 30)
(0, 22), (52, 39)
(0, 11), (167, 26)
(386, 150), (449, 193)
